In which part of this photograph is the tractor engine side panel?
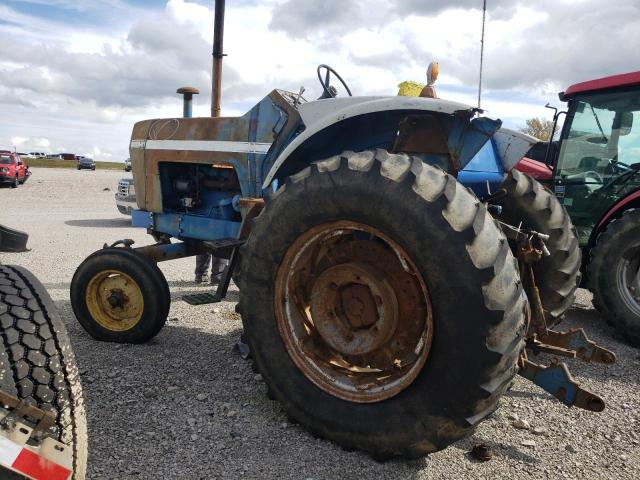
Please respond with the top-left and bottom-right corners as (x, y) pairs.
(129, 90), (302, 214)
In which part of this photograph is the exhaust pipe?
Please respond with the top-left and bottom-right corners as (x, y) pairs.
(211, 0), (225, 118)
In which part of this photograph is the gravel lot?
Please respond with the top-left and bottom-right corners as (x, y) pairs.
(1, 167), (639, 479)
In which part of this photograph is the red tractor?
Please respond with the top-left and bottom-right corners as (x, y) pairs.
(517, 71), (640, 346)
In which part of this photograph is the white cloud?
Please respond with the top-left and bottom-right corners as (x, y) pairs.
(1, 0), (639, 161)
(10, 137), (29, 148)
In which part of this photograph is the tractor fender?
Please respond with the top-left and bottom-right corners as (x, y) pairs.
(595, 189), (640, 231)
(262, 96), (473, 188)
(493, 128), (538, 172)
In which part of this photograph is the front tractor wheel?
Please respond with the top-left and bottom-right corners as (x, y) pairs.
(70, 248), (170, 343)
(238, 150), (527, 458)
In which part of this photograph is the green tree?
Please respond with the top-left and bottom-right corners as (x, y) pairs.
(519, 117), (555, 141)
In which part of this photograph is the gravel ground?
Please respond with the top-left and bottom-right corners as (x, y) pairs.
(1, 167), (639, 479)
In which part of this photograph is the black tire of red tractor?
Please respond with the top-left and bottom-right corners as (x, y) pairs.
(70, 248), (170, 343)
(589, 209), (640, 346)
(495, 170), (581, 326)
(237, 150), (527, 458)
(0, 265), (88, 480)
(11, 175), (18, 188)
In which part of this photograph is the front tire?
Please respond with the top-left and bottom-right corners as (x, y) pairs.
(70, 248), (170, 343)
(589, 209), (640, 346)
(0, 265), (88, 479)
(238, 150), (527, 458)
(11, 175), (18, 188)
(494, 170), (581, 326)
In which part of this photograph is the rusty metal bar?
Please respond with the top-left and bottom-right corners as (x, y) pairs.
(532, 328), (616, 364)
(211, 0), (225, 118)
(134, 241), (204, 262)
(0, 390), (55, 433)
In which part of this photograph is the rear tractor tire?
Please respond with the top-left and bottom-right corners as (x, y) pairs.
(237, 149), (527, 458)
(589, 209), (640, 346)
(0, 265), (88, 479)
(494, 170), (581, 326)
(70, 248), (170, 343)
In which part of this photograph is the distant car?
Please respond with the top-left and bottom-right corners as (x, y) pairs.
(124, 158), (132, 172)
(115, 177), (136, 215)
(76, 156), (96, 170)
(28, 152), (46, 158)
(0, 153), (30, 187)
(47, 154), (63, 159)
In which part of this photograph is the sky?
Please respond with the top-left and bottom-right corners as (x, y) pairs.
(0, 0), (639, 162)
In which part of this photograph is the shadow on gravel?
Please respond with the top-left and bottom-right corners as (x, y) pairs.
(65, 218), (132, 228)
(43, 281), (241, 304)
(44, 297), (638, 478)
(51, 298), (430, 479)
(170, 289), (240, 303)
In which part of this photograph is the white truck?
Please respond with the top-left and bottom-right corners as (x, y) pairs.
(115, 177), (136, 215)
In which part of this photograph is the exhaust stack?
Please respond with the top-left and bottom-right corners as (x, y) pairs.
(211, 0), (225, 118)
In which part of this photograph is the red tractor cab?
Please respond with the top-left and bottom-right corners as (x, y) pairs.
(518, 71), (640, 345)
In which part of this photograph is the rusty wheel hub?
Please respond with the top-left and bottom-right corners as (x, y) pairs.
(275, 221), (433, 403)
(310, 263), (398, 356)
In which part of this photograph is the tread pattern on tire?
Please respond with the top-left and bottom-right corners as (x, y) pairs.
(0, 265), (87, 479)
(237, 149), (527, 458)
(589, 208), (640, 345)
(496, 169), (581, 325)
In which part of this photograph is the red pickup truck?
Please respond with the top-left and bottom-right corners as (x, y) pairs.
(0, 152), (29, 188)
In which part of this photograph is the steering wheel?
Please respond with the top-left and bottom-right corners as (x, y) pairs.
(317, 64), (352, 99)
(584, 170), (604, 184)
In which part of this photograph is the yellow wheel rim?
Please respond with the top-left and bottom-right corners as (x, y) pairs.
(85, 270), (144, 332)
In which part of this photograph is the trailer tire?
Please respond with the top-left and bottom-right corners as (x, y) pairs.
(494, 170), (581, 326)
(237, 150), (527, 458)
(70, 248), (170, 343)
(0, 265), (87, 479)
(589, 209), (640, 346)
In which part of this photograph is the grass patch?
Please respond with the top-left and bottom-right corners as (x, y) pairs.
(26, 158), (126, 171)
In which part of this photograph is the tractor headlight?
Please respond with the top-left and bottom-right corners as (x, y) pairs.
(0, 167), (8, 173)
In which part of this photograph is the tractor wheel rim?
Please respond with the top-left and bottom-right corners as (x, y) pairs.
(618, 246), (640, 315)
(275, 221), (433, 403)
(86, 270), (144, 331)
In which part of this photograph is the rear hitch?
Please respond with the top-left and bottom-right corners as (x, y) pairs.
(0, 390), (73, 479)
(508, 224), (616, 412)
(518, 354), (605, 412)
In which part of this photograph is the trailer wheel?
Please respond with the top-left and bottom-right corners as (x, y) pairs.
(589, 209), (640, 346)
(237, 150), (527, 458)
(0, 265), (87, 479)
(494, 170), (581, 326)
(70, 248), (170, 343)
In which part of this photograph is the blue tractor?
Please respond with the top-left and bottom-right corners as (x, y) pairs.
(70, 65), (612, 458)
